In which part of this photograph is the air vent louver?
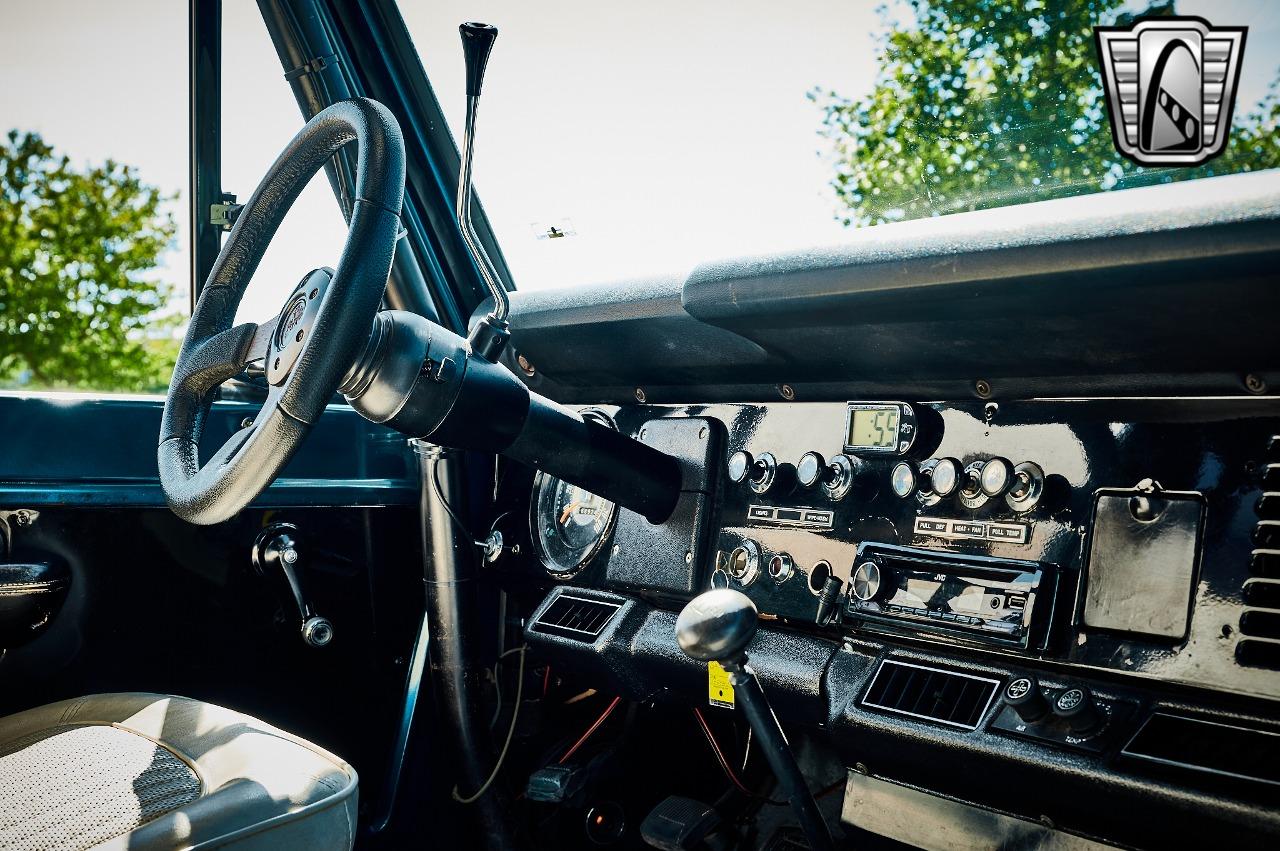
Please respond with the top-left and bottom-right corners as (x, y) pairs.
(861, 660), (999, 730)
(1122, 713), (1280, 787)
(1238, 436), (1280, 670)
(532, 594), (622, 641)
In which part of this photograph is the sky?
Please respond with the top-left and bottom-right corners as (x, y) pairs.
(1, 0), (1277, 319)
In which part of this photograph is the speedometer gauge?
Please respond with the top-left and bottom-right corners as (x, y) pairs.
(531, 472), (617, 578)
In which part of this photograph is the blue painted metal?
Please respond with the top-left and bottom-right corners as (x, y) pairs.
(0, 392), (418, 508)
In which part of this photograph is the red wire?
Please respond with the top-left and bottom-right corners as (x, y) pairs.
(696, 701), (752, 798)
(558, 696), (621, 764)
(542, 665), (552, 699)
(696, 711), (783, 803)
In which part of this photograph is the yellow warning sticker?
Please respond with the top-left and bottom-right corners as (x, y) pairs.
(708, 661), (734, 708)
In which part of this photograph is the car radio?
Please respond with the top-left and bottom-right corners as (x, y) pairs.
(842, 543), (1059, 650)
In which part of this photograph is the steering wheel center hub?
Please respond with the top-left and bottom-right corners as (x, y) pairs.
(267, 268), (330, 386)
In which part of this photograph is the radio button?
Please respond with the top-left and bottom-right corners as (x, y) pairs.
(1004, 675), (1050, 723)
(851, 561), (882, 601)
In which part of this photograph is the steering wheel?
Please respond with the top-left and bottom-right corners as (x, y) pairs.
(159, 98), (405, 525)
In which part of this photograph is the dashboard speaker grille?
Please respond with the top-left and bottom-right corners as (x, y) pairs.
(861, 660), (999, 730)
(1122, 713), (1280, 787)
(532, 594), (622, 641)
(1238, 436), (1280, 670)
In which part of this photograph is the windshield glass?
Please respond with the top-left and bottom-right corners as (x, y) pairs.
(404, 1), (1279, 292)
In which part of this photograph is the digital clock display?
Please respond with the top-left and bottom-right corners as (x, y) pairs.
(847, 406), (900, 450)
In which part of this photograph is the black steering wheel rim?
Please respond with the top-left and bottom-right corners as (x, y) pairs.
(159, 98), (405, 525)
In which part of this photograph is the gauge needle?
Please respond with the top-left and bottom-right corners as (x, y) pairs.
(559, 501), (580, 525)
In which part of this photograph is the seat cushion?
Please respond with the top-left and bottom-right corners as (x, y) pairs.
(0, 693), (357, 850)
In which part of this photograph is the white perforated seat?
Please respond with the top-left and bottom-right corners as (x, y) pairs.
(0, 693), (357, 850)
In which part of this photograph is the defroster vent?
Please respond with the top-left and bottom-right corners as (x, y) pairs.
(862, 660), (1000, 730)
(532, 594), (622, 641)
(1122, 713), (1280, 787)
(1238, 434), (1280, 671)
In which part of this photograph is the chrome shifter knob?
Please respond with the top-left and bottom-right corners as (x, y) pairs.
(675, 589), (758, 662)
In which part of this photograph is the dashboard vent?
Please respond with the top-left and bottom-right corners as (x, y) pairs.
(861, 660), (999, 730)
(1238, 435), (1280, 671)
(532, 594), (622, 641)
(1122, 713), (1280, 787)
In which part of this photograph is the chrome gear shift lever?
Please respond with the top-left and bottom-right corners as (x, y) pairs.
(676, 589), (835, 851)
(456, 22), (510, 362)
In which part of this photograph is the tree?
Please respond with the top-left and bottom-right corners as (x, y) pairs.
(810, 0), (1280, 227)
(0, 130), (180, 392)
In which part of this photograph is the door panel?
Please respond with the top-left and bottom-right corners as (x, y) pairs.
(0, 391), (424, 815)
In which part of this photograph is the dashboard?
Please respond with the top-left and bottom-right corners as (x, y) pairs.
(483, 173), (1280, 849)
(511, 395), (1280, 848)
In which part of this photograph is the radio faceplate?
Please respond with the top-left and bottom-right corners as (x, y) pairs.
(843, 543), (1059, 650)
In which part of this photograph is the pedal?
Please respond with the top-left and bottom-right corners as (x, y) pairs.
(525, 764), (588, 804)
(640, 796), (722, 851)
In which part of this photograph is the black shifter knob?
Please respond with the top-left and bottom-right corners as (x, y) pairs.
(675, 589), (758, 662)
(459, 22), (498, 96)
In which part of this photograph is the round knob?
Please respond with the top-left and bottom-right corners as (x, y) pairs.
(980, 457), (1015, 497)
(768, 553), (795, 583)
(675, 589), (759, 662)
(1003, 675), (1049, 723)
(1052, 686), (1101, 734)
(796, 452), (826, 489)
(727, 451), (754, 484)
(727, 540), (761, 586)
(301, 615), (334, 648)
(930, 458), (961, 498)
(850, 561), (882, 602)
(890, 461), (917, 499)
(748, 453), (779, 494)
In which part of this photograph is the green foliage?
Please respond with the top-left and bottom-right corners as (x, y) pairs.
(0, 130), (180, 392)
(811, 0), (1280, 227)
